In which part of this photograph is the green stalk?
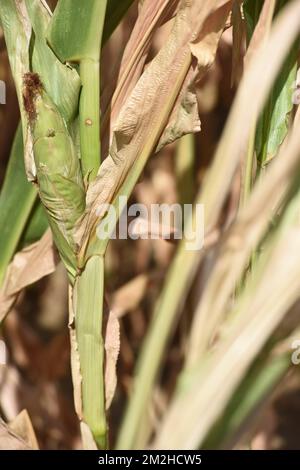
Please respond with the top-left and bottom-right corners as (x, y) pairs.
(79, 58), (101, 180)
(74, 255), (107, 448)
(47, 0), (108, 180)
(1, 0), (132, 449)
(46, 0), (134, 447)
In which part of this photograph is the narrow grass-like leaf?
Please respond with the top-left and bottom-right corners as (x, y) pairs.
(175, 133), (195, 206)
(47, 0), (107, 63)
(0, 0), (33, 179)
(115, 0), (233, 449)
(203, 351), (290, 449)
(256, 52), (297, 167)
(20, 201), (48, 247)
(187, 116), (300, 365)
(239, 0), (275, 207)
(116, 0), (300, 450)
(155, 186), (300, 449)
(246, 0), (298, 168)
(0, 125), (36, 286)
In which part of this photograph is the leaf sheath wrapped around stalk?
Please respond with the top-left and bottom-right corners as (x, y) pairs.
(23, 73), (85, 281)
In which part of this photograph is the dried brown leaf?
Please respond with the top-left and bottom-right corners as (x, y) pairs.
(104, 310), (120, 410)
(188, 115), (300, 365)
(102, 0), (179, 146)
(111, 274), (149, 318)
(0, 418), (31, 450)
(231, 0), (245, 86)
(68, 287), (83, 420)
(77, 0), (232, 253)
(80, 422), (97, 450)
(9, 409), (39, 450)
(156, 68), (200, 151)
(0, 230), (57, 323)
(156, 199), (300, 449)
(159, 0), (232, 149)
(196, 0), (300, 234)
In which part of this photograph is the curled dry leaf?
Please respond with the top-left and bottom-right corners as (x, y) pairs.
(158, 0), (232, 150)
(76, 0), (232, 255)
(0, 230), (58, 323)
(156, 68), (200, 151)
(102, 0), (179, 144)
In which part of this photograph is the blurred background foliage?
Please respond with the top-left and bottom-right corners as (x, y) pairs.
(0, 0), (300, 449)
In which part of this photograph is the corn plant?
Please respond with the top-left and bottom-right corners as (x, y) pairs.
(0, 0), (300, 451)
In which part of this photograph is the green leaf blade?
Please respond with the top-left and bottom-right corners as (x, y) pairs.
(0, 126), (36, 286)
(47, 0), (107, 62)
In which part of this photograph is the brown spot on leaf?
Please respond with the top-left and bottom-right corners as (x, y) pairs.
(22, 72), (43, 122)
(46, 129), (56, 138)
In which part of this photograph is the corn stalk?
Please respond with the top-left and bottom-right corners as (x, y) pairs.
(0, 0), (111, 449)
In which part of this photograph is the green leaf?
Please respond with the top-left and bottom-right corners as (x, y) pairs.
(245, 0), (298, 167)
(203, 351), (290, 448)
(25, 0), (81, 122)
(20, 201), (48, 247)
(47, 0), (107, 62)
(47, 0), (108, 180)
(256, 50), (297, 166)
(0, 0), (32, 175)
(0, 125), (36, 286)
(244, 0), (264, 43)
